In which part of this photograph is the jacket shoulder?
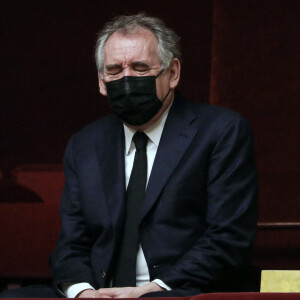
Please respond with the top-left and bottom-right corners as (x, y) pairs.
(175, 92), (251, 129)
(72, 114), (120, 142)
(190, 101), (246, 124)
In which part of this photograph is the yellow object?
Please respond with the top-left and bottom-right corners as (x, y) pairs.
(261, 270), (300, 292)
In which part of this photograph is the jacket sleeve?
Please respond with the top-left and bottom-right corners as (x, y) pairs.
(158, 116), (258, 292)
(49, 136), (98, 289)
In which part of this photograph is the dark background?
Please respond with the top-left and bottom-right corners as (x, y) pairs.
(1, 0), (300, 223)
(1, 0), (212, 169)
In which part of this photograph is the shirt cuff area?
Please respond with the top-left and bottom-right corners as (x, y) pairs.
(152, 279), (171, 291)
(63, 282), (95, 298)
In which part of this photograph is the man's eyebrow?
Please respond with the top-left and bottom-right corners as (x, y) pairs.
(105, 62), (150, 71)
(131, 61), (150, 68)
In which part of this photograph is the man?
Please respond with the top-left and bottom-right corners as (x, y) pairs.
(1, 13), (258, 298)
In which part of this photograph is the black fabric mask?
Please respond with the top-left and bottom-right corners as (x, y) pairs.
(105, 71), (170, 126)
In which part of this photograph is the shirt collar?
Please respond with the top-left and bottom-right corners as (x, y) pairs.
(124, 100), (173, 155)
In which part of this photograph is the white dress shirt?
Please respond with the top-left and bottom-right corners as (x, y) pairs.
(64, 103), (172, 297)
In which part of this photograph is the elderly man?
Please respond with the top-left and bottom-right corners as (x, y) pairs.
(0, 14), (258, 298)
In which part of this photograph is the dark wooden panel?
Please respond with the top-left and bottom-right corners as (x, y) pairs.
(210, 0), (300, 222)
(252, 224), (300, 270)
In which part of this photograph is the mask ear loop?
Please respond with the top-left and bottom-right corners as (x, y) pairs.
(155, 68), (165, 78)
(161, 88), (171, 103)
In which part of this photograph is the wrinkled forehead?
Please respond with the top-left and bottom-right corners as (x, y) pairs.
(103, 29), (159, 64)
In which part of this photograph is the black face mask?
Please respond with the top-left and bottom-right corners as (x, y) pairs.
(105, 70), (170, 126)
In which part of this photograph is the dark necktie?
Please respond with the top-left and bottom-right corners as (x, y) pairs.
(114, 131), (148, 287)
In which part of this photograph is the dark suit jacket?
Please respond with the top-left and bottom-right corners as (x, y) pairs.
(50, 93), (258, 295)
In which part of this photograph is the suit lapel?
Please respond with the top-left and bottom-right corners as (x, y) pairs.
(95, 116), (126, 233)
(140, 94), (198, 222)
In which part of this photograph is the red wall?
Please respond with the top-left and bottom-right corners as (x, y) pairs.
(210, 0), (300, 275)
(210, 0), (300, 223)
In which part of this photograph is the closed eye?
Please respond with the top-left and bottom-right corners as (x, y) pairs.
(132, 62), (150, 73)
(105, 64), (122, 75)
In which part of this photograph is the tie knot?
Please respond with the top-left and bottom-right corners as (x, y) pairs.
(133, 131), (148, 150)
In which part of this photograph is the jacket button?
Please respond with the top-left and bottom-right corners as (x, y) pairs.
(101, 270), (106, 278)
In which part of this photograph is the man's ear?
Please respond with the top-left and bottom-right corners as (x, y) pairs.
(169, 58), (181, 89)
(98, 73), (107, 96)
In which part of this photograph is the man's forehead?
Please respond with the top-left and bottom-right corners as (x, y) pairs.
(106, 28), (157, 44)
(103, 29), (159, 65)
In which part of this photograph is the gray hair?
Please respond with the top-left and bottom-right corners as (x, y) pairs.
(95, 13), (181, 74)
